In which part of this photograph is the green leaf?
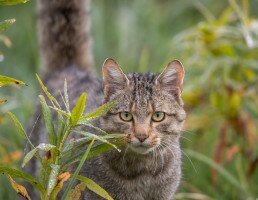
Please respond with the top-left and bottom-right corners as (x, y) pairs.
(22, 148), (37, 168)
(77, 175), (113, 200)
(47, 164), (60, 196)
(60, 137), (92, 163)
(61, 142), (125, 167)
(0, 19), (15, 33)
(39, 159), (52, 189)
(75, 131), (121, 152)
(7, 112), (34, 148)
(70, 93), (87, 126)
(79, 101), (117, 123)
(0, 0), (29, 6)
(61, 138), (95, 200)
(39, 95), (57, 145)
(36, 74), (60, 108)
(49, 106), (70, 118)
(0, 74), (25, 87)
(22, 143), (56, 168)
(0, 165), (45, 194)
(57, 112), (66, 145)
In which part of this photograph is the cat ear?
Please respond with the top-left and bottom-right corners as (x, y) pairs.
(155, 59), (184, 95)
(102, 58), (130, 98)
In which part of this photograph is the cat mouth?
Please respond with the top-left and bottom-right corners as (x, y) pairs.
(129, 144), (155, 154)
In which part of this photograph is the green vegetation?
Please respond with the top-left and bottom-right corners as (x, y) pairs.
(2, 76), (124, 199)
(0, 0), (258, 199)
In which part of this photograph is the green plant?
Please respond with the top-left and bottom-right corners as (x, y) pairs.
(0, 76), (126, 200)
(0, 0), (27, 104)
(171, 0), (258, 198)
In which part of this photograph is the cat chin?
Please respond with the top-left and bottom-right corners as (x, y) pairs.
(129, 145), (155, 155)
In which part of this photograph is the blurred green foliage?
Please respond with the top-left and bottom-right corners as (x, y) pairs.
(0, 0), (258, 199)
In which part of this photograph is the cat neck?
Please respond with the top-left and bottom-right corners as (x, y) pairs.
(102, 144), (181, 178)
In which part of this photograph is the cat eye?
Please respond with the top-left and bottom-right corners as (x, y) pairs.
(120, 112), (133, 121)
(152, 111), (165, 122)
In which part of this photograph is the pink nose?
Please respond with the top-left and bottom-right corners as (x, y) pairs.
(136, 134), (148, 142)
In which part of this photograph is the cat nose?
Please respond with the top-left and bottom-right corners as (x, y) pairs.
(135, 134), (148, 142)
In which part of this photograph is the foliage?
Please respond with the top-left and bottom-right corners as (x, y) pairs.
(172, 0), (258, 199)
(0, 0), (26, 104)
(0, 76), (125, 199)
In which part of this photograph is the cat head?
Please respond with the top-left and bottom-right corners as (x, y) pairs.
(100, 58), (186, 154)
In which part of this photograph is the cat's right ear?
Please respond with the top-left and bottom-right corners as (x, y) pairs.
(102, 58), (130, 99)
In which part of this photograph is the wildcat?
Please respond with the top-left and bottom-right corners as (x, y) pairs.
(26, 0), (186, 199)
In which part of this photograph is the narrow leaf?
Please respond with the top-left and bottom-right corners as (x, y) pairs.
(79, 101), (117, 123)
(0, 165), (45, 193)
(22, 144), (56, 168)
(70, 93), (87, 126)
(22, 148), (37, 168)
(47, 164), (60, 196)
(61, 138), (95, 200)
(0, 0), (29, 6)
(49, 106), (70, 118)
(77, 175), (113, 200)
(36, 74), (60, 108)
(8, 176), (32, 200)
(61, 142), (125, 168)
(8, 112), (34, 148)
(75, 131), (121, 152)
(39, 159), (52, 189)
(39, 95), (57, 145)
(0, 74), (25, 87)
(0, 19), (15, 33)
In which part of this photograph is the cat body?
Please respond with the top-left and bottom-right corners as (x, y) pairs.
(27, 0), (186, 199)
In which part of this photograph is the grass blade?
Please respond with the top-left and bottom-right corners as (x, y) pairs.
(185, 149), (247, 194)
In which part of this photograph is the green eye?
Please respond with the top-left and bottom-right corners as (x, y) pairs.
(120, 112), (133, 121)
(152, 112), (165, 122)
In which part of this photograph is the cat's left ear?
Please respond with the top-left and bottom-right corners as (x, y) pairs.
(155, 59), (184, 95)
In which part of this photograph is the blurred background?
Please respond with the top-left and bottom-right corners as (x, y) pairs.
(0, 0), (258, 199)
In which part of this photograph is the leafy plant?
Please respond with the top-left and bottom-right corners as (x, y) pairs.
(0, 76), (126, 200)
(172, 0), (258, 198)
(0, 0), (27, 104)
